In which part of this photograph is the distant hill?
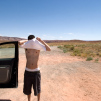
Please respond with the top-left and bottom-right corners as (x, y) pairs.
(44, 39), (101, 43)
(0, 36), (26, 43)
(0, 36), (101, 43)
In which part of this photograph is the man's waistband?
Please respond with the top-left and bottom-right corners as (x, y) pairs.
(25, 67), (40, 72)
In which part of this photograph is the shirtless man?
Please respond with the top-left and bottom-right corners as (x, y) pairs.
(19, 35), (51, 101)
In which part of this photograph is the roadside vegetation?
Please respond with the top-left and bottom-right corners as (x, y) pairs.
(0, 44), (15, 48)
(52, 41), (101, 62)
(1, 40), (101, 62)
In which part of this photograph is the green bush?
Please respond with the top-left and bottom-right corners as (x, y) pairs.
(64, 45), (74, 51)
(86, 57), (93, 61)
(63, 49), (68, 53)
(58, 43), (101, 59)
(70, 46), (74, 50)
(99, 53), (101, 57)
(57, 46), (62, 49)
(64, 45), (69, 48)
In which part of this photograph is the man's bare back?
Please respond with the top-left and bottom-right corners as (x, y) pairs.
(25, 49), (40, 69)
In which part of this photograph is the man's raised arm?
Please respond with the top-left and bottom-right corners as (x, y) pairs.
(36, 37), (51, 51)
(18, 40), (28, 45)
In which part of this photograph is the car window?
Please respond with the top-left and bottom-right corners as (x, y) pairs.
(0, 44), (15, 59)
(0, 41), (18, 88)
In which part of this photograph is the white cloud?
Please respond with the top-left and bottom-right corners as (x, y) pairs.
(68, 33), (73, 35)
(27, 33), (33, 35)
(41, 34), (56, 40)
(59, 36), (63, 39)
(43, 34), (47, 37)
(63, 33), (74, 35)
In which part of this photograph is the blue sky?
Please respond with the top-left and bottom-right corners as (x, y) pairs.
(0, 0), (101, 40)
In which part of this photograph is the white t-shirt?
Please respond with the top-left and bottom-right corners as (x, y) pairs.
(20, 38), (46, 51)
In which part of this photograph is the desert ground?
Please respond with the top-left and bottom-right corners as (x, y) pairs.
(0, 46), (101, 101)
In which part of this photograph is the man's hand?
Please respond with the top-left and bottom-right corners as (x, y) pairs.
(36, 37), (42, 42)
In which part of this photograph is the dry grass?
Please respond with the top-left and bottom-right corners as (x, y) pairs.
(47, 41), (101, 61)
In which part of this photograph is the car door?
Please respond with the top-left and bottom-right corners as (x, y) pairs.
(0, 41), (19, 88)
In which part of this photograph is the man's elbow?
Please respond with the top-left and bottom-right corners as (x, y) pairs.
(18, 41), (21, 45)
(46, 48), (51, 51)
(18, 41), (22, 45)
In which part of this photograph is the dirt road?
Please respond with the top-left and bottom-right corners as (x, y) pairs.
(0, 46), (101, 101)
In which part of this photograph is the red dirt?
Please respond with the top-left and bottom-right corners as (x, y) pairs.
(0, 46), (101, 101)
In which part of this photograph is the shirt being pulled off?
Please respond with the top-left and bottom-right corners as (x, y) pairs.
(20, 38), (46, 51)
(20, 38), (46, 70)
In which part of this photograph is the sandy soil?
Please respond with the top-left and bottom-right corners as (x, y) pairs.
(0, 46), (101, 101)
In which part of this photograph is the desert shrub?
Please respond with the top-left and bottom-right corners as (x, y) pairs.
(57, 42), (101, 59)
(58, 46), (62, 48)
(64, 45), (69, 48)
(70, 46), (74, 50)
(71, 49), (82, 56)
(63, 48), (68, 53)
(95, 58), (99, 63)
(73, 49), (82, 55)
(81, 53), (88, 58)
(58, 46), (62, 49)
(81, 44), (86, 48)
(70, 53), (75, 56)
(96, 52), (99, 56)
(64, 45), (74, 51)
(64, 45), (71, 48)
(99, 53), (101, 57)
(86, 57), (93, 61)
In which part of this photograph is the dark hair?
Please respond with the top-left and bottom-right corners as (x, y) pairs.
(28, 35), (35, 40)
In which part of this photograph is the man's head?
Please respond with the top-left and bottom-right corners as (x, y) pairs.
(28, 35), (35, 40)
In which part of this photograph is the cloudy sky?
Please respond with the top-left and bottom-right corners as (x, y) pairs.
(0, 0), (101, 40)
